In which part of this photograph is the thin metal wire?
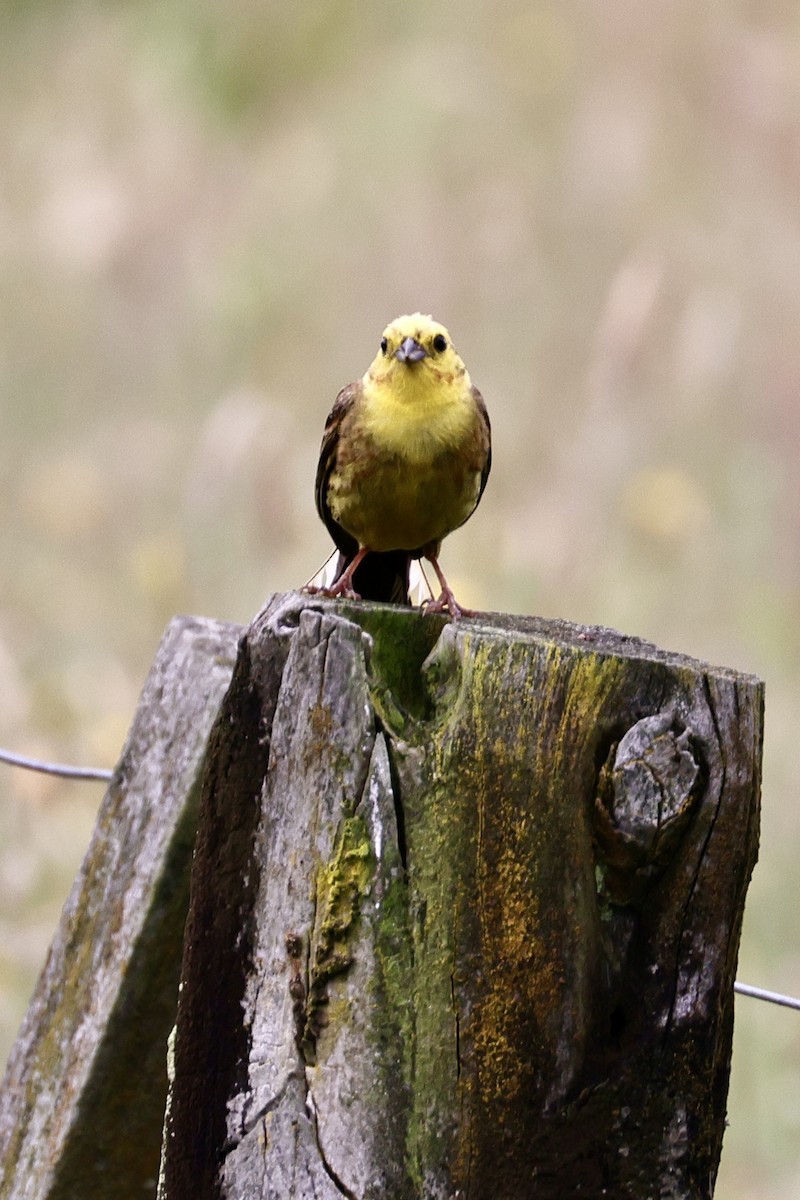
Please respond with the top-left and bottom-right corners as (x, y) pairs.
(734, 981), (800, 1012)
(0, 747), (113, 782)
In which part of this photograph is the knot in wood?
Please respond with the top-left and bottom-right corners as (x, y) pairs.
(594, 711), (701, 902)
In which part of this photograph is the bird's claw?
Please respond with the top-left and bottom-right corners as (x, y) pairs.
(303, 582), (361, 601)
(421, 591), (473, 620)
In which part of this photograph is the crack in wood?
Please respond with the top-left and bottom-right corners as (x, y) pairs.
(378, 728), (408, 872)
(304, 1082), (360, 1200)
(236, 1075), (293, 1142)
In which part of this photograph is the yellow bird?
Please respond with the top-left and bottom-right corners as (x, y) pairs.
(312, 313), (491, 617)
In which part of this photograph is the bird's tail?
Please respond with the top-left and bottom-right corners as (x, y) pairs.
(334, 550), (411, 605)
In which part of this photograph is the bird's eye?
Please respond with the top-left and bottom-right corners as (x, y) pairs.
(432, 334), (447, 353)
(380, 337), (388, 354)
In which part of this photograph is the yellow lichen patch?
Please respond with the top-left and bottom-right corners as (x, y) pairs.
(300, 817), (371, 1063)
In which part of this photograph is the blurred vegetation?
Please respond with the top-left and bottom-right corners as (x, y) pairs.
(2, 1), (800, 1194)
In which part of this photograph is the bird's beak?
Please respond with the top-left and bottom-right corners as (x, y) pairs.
(395, 336), (428, 364)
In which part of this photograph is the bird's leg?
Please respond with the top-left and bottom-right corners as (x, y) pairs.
(304, 545), (368, 600)
(422, 555), (474, 619)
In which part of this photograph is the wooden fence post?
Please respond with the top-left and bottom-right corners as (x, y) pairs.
(157, 593), (762, 1200)
(0, 616), (241, 1200)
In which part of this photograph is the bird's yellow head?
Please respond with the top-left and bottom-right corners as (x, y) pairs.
(364, 313), (471, 404)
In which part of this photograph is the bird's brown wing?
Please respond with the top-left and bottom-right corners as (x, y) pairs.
(473, 385), (492, 506)
(315, 380), (360, 560)
(447, 385), (491, 538)
(315, 380), (411, 604)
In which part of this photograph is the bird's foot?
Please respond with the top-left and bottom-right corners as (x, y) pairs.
(420, 555), (476, 619)
(421, 587), (473, 620)
(303, 546), (369, 601)
(303, 580), (361, 601)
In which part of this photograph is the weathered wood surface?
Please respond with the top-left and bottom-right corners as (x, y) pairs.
(0, 616), (241, 1200)
(160, 593), (762, 1200)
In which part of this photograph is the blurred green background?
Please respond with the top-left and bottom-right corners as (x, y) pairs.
(1, 1), (799, 1194)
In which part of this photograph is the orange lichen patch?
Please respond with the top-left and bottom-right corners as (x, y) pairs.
(434, 635), (629, 1131)
(308, 702), (334, 743)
